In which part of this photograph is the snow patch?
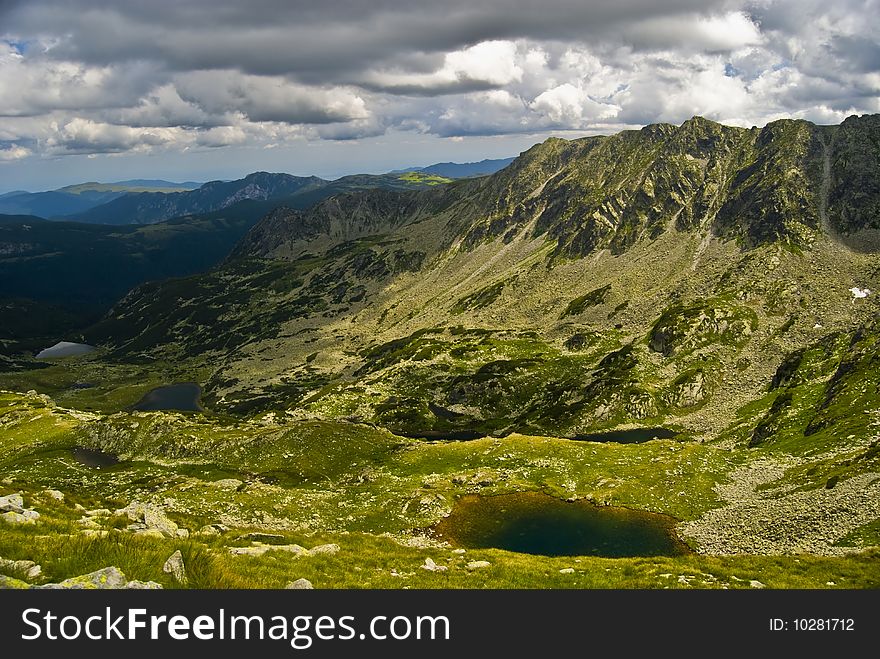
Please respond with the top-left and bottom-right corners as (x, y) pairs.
(850, 287), (871, 302)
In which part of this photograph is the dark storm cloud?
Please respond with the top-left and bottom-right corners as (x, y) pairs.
(1, 0), (732, 81)
(0, 0), (877, 160)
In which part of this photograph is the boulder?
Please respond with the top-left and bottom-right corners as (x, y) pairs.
(81, 529), (109, 538)
(0, 558), (42, 580)
(420, 558), (448, 572)
(0, 574), (30, 589)
(0, 493), (24, 513)
(196, 524), (225, 536)
(229, 544), (308, 557)
(126, 580), (163, 589)
(43, 490), (65, 501)
(286, 578), (314, 589)
(34, 567), (163, 590)
(47, 567), (129, 589)
(308, 543), (340, 556)
(85, 508), (112, 517)
(1, 510), (38, 525)
(143, 508), (178, 537)
(465, 561), (491, 570)
(162, 550), (188, 585)
(117, 501), (178, 537)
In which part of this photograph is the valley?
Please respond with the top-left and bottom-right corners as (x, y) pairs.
(1, 115), (879, 589)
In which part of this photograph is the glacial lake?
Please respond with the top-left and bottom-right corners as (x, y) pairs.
(131, 383), (204, 412)
(71, 447), (120, 468)
(35, 341), (95, 359)
(570, 427), (679, 444)
(433, 492), (688, 557)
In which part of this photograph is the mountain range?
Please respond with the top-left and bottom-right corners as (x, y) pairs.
(0, 180), (202, 219)
(0, 157), (507, 224)
(392, 157), (515, 178)
(0, 115), (878, 589)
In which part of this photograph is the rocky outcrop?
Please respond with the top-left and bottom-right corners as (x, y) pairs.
(420, 557), (448, 572)
(34, 567), (162, 590)
(0, 557), (42, 580)
(162, 550), (188, 585)
(0, 493), (40, 525)
(228, 542), (339, 558)
(116, 501), (179, 538)
(286, 578), (314, 589)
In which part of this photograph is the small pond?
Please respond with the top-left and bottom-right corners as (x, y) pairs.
(433, 492), (688, 557)
(35, 342), (95, 359)
(570, 427), (679, 444)
(71, 447), (120, 468)
(131, 383), (204, 412)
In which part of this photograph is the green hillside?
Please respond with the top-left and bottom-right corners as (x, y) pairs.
(1, 115), (879, 589)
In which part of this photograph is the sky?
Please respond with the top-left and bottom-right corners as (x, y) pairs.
(0, 0), (878, 192)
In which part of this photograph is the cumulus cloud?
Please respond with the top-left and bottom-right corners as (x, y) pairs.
(173, 70), (369, 124)
(365, 40), (523, 95)
(0, 144), (30, 160)
(43, 118), (182, 154)
(531, 84), (620, 125)
(0, 0), (876, 167)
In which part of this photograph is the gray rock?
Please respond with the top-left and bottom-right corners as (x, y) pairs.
(126, 580), (163, 589)
(80, 529), (109, 538)
(143, 507), (178, 538)
(162, 550), (188, 585)
(559, 568), (575, 574)
(31, 567), (162, 590)
(465, 560), (491, 570)
(229, 543), (308, 557)
(85, 508), (112, 517)
(43, 490), (64, 501)
(0, 574), (29, 589)
(46, 567), (129, 589)
(0, 557), (35, 571)
(1, 510), (38, 525)
(308, 543), (340, 556)
(749, 580), (766, 589)
(0, 557), (41, 581)
(118, 501), (178, 537)
(420, 558), (448, 572)
(196, 524), (224, 536)
(286, 578), (314, 589)
(0, 493), (24, 513)
(78, 518), (102, 530)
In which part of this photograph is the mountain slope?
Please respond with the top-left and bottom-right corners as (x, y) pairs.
(0, 202), (277, 353)
(3, 115), (879, 571)
(82, 115), (879, 431)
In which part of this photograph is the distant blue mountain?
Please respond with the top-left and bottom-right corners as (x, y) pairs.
(393, 157), (515, 178)
(111, 179), (203, 189)
(0, 180), (204, 218)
